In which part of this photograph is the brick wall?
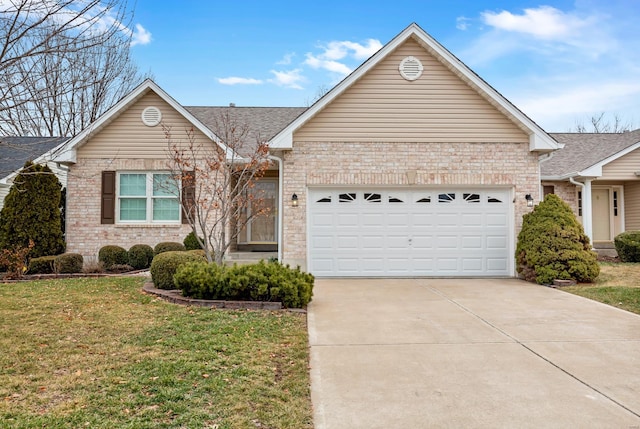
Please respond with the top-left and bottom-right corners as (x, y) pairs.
(543, 181), (579, 216)
(280, 141), (540, 269)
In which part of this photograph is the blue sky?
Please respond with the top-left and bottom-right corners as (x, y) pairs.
(126, 0), (640, 132)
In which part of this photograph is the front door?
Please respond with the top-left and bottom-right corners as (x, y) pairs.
(248, 179), (277, 243)
(592, 188), (611, 241)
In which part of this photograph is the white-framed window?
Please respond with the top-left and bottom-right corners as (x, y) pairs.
(117, 172), (180, 223)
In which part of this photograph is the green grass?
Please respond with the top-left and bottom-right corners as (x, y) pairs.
(0, 277), (312, 428)
(562, 262), (640, 315)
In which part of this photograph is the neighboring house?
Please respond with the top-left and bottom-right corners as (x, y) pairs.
(542, 129), (640, 247)
(51, 23), (561, 277)
(0, 136), (69, 210)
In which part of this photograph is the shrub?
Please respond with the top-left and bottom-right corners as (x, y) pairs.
(183, 231), (204, 250)
(150, 250), (207, 290)
(82, 260), (105, 274)
(174, 260), (314, 308)
(614, 231), (640, 262)
(28, 255), (57, 274)
(98, 245), (128, 270)
(128, 244), (154, 270)
(0, 162), (65, 258)
(154, 242), (186, 255)
(0, 240), (34, 279)
(54, 253), (83, 274)
(516, 194), (600, 285)
(108, 264), (134, 273)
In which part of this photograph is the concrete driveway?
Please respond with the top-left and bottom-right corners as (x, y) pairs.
(308, 278), (640, 428)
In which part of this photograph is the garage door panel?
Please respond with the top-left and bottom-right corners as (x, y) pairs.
(486, 235), (508, 249)
(461, 236), (483, 249)
(361, 235), (384, 250)
(312, 235), (334, 250)
(462, 258), (483, 271)
(312, 213), (334, 227)
(487, 258), (508, 271)
(309, 188), (511, 277)
(337, 235), (358, 249)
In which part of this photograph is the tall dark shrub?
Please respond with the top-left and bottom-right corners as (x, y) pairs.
(516, 194), (599, 284)
(0, 161), (65, 258)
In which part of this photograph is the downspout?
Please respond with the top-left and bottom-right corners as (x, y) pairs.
(570, 176), (593, 247)
(268, 154), (284, 262)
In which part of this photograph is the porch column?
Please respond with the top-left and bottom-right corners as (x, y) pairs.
(583, 178), (593, 246)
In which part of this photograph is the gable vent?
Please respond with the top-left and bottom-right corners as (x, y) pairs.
(141, 106), (162, 127)
(399, 56), (423, 81)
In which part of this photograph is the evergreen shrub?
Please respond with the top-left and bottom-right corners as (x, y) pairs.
(614, 231), (640, 262)
(150, 250), (207, 290)
(128, 244), (154, 269)
(54, 253), (83, 274)
(154, 242), (185, 255)
(28, 255), (57, 274)
(98, 245), (128, 270)
(183, 231), (203, 250)
(0, 162), (65, 258)
(173, 260), (314, 308)
(516, 194), (599, 284)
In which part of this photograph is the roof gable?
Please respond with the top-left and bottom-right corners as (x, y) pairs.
(53, 79), (237, 164)
(270, 23), (558, 152)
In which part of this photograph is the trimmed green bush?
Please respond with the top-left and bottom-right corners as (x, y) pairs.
(154, 242), (186, 255)
(150, 250), (207, 290)
(183, 231), (204, 250)
(54, 253), (83, 274)
(0, 161), (65, 258)
(516, 194), (600, 284)
(174, 260), (314, 308)
(128, 244), (154, 270)
(614, 231), (640, 262)
(28, 255), (57, 274)
(98, 245), (128, 270)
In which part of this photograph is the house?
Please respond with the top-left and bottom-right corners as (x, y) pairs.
(542, 129), (640, 248)
(49, 23), (565, 277)
(0, 136), (69, 208)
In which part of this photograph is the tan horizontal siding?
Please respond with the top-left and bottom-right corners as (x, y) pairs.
(602, 148), (640, 180)
(295, 38), (528, 143)
(79, 92), (214, 159)
(625, 182), (640, 230)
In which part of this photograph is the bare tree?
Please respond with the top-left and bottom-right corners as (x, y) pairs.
(0, 0), (146, 138)
(164, 113), (272, 264)
(572, 112), (635, 133)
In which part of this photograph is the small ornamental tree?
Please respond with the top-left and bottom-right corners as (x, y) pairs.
(0, 161), (65, 258)
(516, 194), (599, 285)
(164, 111), (271, 265)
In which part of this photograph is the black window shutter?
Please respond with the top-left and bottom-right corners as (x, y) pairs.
(181, 171), (195, 224)
(101, 171), (116, 224)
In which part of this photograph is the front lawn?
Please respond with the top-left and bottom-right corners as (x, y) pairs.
(562, 262), (640, 315)
(0, 277), (312, 428)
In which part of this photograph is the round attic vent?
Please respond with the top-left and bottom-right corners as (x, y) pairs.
(399, 56), (423, 81)
(141, 106), (162, 127)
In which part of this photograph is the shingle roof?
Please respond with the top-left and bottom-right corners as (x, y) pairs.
(543, 129), (640, 178)
(0, 136), (69, 178)
(185, 106), (307, 155)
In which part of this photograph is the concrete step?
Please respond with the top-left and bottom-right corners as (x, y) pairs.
(225, 252), (277, 266)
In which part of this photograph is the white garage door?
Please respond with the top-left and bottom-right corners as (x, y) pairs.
(308, 188), (512, 277)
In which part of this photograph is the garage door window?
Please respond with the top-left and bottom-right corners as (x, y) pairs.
(339, 193), (356, 202)
(364, 193), (382, 203)
(464, 193), (481, 203)
(438, 193), (455, 203)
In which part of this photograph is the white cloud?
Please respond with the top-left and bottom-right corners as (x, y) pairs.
(304, 38), (382, 77)
(269, 69), (304, 89)
(277, 53), (295, 65)
(456, 16), (471, 31)
(481, 6), (591, 40)
(131, 24), (152, 46)
(217, 77), (263, 85)
(304, 53), (352, 75)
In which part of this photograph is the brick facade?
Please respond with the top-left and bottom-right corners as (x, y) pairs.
(280, 141), (540, 270)
(66, 158), (192, 260)
(543, 181), (579, 216)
